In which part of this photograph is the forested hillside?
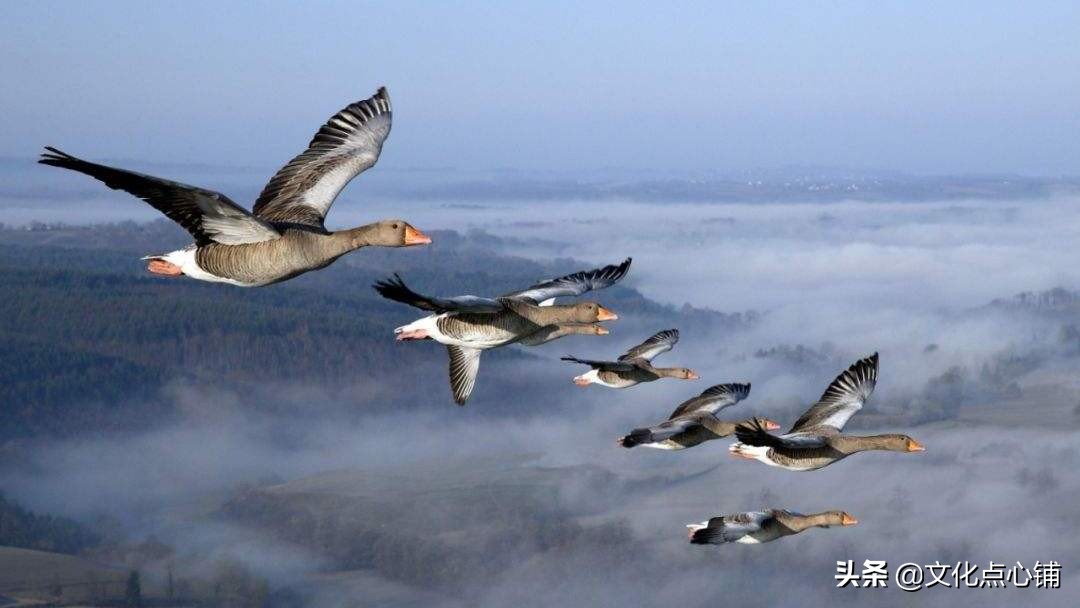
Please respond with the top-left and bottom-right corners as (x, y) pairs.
(0, 492), (99, 554)
(0, 223), (753, 439)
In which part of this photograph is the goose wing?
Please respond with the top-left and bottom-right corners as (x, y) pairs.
(689, 511), (770, 544)
(642, 412), (726, 441)
(668, 382), (751, 419)
(788, 352), (878, 433)
(447, 346), (482, 405)
(638, 416), (700, 443)
(502, 258), (631, 304)
(618, 329), (678, 362)
(372, 274), (504, 313)
(734, 418), (831, 449)
(559, 356), (638, 372)
(252, 87), (392, 227)
(38, 147), (280, 246)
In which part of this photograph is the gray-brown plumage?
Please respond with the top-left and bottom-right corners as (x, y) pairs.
(562, 329), (699, 388)
(621, 415), (779, 450)
(38, 87), (431, 287)
(668, 383), (751, 418)
(687, 509), (857, 545)
(729, 353), (926, 470)
(374, 260), (630, 404)
(619, 383), (766, 450)
(514, 323), (609, 346)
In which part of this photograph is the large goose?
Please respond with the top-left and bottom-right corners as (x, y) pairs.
(373, 258), (631, 404)
(561, 329), (698, 388)
(38, 87), (430, 287)
(729, 353), (925, 470)
(619, 383), (780, 449)
(687, 509), (857, 545)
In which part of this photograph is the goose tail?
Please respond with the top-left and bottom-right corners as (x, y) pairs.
(686, 521), (722, 544)
(619, 428), (653, 448)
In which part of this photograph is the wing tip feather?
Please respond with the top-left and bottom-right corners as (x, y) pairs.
(38, 146), (79, 167)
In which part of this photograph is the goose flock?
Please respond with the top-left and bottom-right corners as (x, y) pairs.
(373, 259), (627, 404)
(39, 86), (925, 548)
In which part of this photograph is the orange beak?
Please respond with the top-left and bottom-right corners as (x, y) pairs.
(907, 439), (926, 452)
(841, 513), (858, 526)
(596, 306), (618, 321)
(764, 419), (781, 431)
(403, 225), (432, 246)
(686, 371), (700, 380)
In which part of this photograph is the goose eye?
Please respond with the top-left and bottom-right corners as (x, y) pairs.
(392, 223), (400, 229)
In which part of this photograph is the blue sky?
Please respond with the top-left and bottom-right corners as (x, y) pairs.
(3, 1), (1079, 175)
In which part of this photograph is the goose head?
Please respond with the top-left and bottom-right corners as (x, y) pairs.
(569, 301), (618, 323)
(361, 219), (432, 247)
(582, 324), (610, 335)
(818, 511), (859, 528)
(553, 323), (609, 336)
(665, 368), (699, 380)
(874, 434), (925, 452)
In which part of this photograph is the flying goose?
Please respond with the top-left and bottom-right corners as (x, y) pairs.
(729, 353), (925, 471)
(38, 87), (430, 287)
(373, 258), (630, 404)
(561, 329), (698, 388)
(619, 383), (779, 449)
(687, 509), (857, 545)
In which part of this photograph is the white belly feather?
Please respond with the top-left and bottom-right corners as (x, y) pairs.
(396, 315), (507, 349)
(641, 440), (682, 450)
(150, 247), (251, 287)
(574, 369), (624, 387)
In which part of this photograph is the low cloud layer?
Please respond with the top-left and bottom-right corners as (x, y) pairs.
(3, 192), (1080, 606)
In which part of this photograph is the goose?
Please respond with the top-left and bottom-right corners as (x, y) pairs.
(729, 353), (925, 471)
(38, 87), (430, 287)
(687, 509), (857, 545)
(373, 258), (630, 404)
(619, 383), (780, 449)
(561, 329), (698, 388)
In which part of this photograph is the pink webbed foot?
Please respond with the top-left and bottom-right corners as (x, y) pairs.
(395, 328), (431, 341)
(147, 259), (183, 277)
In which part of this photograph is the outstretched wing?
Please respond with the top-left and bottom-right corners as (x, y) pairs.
(689, 511), (770, 544)
(668, 382), (751, 419)
(734, 418), (830, 449)
(252, 87), (392, 227)
(503, 258), (631, 304)
(559, 356), (637, 372)
(789, 352), (878, 433)
(372, 274), (504, 313)
(447, 346), (482, 405)
(38, 147), (280, 246)
(618, 329), (679, 362)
